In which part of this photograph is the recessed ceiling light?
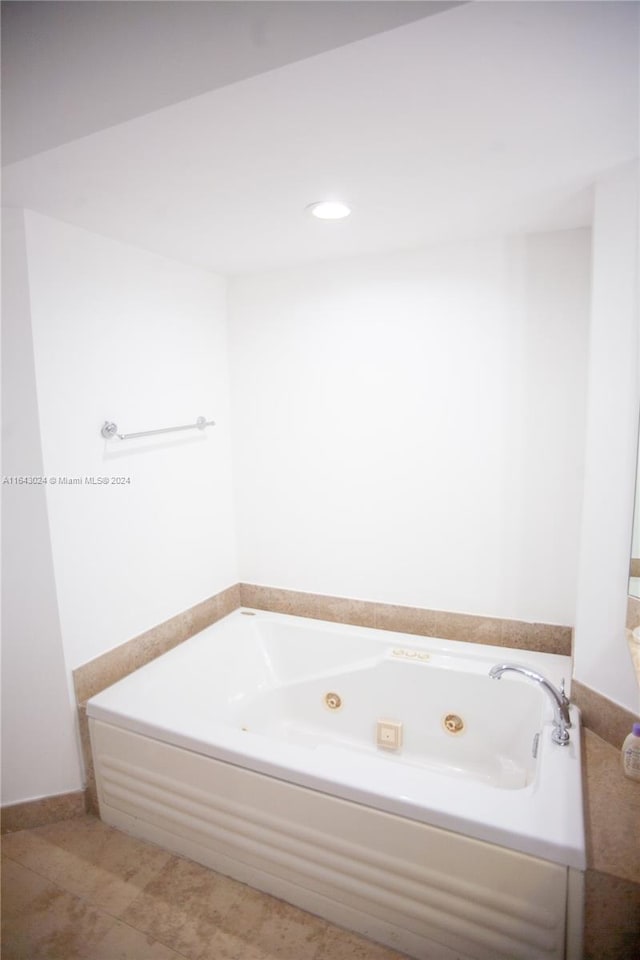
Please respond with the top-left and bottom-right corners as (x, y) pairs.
(307, 200), (351, 220)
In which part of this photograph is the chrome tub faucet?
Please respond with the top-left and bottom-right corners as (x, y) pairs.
(489, 663), (572, 746)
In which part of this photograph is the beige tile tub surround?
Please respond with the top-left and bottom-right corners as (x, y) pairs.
(0, 580), (571, 832)
(70, 582), (571, 819)
(0, 580), (568, 833)
(571, 680), (640, 752)
(73, 584), (241, 814)
(74, 583), (572, 707)
(73, 584), (241, 705)
(238, 583), (573, 655)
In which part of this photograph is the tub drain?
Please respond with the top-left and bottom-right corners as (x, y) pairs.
(443, 713), (465, 735)
(324, 692), (342, 710)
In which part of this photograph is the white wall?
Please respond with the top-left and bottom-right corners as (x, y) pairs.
(2, 210), (239, 805)
(228, 230), (590, 625)
(574, 162), (640, 712)
(23, 212), (239, 670)
(1, 210), (84, 803)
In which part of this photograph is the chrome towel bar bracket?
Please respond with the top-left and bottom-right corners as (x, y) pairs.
(101, 416), (215, 441)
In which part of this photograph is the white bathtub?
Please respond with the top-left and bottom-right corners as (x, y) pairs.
(88, 609), (586, 960)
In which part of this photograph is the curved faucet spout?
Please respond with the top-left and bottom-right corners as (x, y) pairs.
(489, 662), (571, 746)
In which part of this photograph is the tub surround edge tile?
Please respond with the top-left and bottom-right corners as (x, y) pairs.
(572, 680), (640, 751)
(1, 790), (86, 835)
(70, 582), (572, 836)
(72, 582), (571, 815)
(239, 583), (377, 628)
(239, 583), (572, 656)
(372, 602), (437, 638)
(73, 584), (241, 810)
(73, 584), (241, 705)
(77, 704), (99, 816)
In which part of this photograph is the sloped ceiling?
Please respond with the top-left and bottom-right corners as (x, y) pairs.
(2, 0), (459, 164)
(2, 1), (638, 274)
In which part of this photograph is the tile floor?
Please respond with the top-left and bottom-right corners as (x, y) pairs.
(1, 815), (410, 960)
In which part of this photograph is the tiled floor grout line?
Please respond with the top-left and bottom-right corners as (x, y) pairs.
(1, 851), (95, 893)
(103, 915), (194, 960)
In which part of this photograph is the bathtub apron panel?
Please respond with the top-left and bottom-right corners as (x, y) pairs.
(91, 719), (580, 960)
